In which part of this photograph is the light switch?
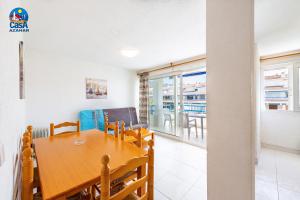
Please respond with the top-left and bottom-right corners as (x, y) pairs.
(0, 142), (5, 167)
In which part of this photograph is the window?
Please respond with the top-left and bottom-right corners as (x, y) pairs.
(263, 67), (289, 110)
(262, 59), (300, 112)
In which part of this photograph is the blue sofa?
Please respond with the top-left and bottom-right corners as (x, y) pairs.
(79, 107), (148, 131)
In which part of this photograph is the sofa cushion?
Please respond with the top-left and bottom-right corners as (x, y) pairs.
(80, 107), (147, 131)
(128, 107), (139, 125)
(103, 107), (132, 127)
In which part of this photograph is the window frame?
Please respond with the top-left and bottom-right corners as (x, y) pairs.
(293, 62), (300, 111)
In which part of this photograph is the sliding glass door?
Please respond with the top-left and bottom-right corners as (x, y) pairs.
(178, 70), (207, 146)
(149, 76), (177, 135)
(148, 68), (207, 147)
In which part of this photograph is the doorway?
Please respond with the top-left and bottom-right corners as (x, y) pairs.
(148, 67), (207, 147)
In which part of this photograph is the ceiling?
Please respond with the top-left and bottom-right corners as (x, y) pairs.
(255, 0), (300, 55)
(24, 0), (300, 70)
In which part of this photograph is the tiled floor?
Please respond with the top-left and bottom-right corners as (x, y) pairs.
(154, 135), (300, 200)
(256, 148), (300, 200)
(154, 135), (207, 200)
(151, 126), (207, 148)
(181, 129), (207, 148)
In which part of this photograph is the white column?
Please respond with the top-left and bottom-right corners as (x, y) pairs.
(206, 0), (255, 200)
(254, 45), (261, 164)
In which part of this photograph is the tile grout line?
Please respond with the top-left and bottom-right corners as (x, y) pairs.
(154, 187), (172, 200)
(180, 174), (204, 200)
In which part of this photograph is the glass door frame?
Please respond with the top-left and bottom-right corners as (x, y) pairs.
(148, 72), (182, 137)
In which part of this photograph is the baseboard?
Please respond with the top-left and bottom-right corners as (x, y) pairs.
(262, 143), (300, 154)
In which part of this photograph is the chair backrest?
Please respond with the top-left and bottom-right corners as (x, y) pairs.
(26, 125), (33, 144)
(104, 115), (119, 138)
(139, 128), (149, 136)
(120, 121), (142, 148)
(139, 128), (155, 143)
(50, 121), (80, 136)
(22, 135), (31, 151)
(22, 147), (33, 200)
(100, 140), (154, 200)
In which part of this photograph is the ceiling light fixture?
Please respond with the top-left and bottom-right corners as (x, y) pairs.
(121, 48), (139, 58)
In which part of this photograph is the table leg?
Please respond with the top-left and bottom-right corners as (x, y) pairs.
(137, 164), (146, 196)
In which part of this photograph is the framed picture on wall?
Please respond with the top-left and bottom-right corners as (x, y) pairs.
(86, 78), (108, 99)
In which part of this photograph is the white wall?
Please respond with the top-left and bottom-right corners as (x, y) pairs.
(261, 111), (300, 151)
(207, 0), (254, 200)
(0, 1), (26, 199)
(25, 50), (138, 128)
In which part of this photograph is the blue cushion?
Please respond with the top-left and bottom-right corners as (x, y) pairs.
(79, 109), (105, 131)
(95, 109), (105, 131)
(79, 110), (96, 131)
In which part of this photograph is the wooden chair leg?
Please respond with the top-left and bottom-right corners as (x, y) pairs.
(91, 186), (96, 200)
(87, 187), (93, 200)
(137, 164), (146, 197)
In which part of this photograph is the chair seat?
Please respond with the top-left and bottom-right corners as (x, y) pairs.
(124, 136), (137, 143)
(123, 192), (139, 200)
(126, 129), (153, 140)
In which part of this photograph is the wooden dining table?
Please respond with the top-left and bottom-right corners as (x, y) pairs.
(34, 129), (147, 200)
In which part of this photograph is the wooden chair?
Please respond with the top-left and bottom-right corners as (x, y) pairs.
(139, 128), (155, 145)
(120, 121), (142, 148)
(25, 126), (35, 155)
(22, 147), (42, 200)
(50, 121), (80, 136)
(27, 125), (33, 143)
(121, 122), (154, 149)
(104, 115), (119, 138)
(23, 130), (33, 153)
(95, 140), (154, 200)
(22, 147), (34, 200)
(22, 131), (41, 190)
(22, 136), (31, 151)
(22, 145), (89, 200)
